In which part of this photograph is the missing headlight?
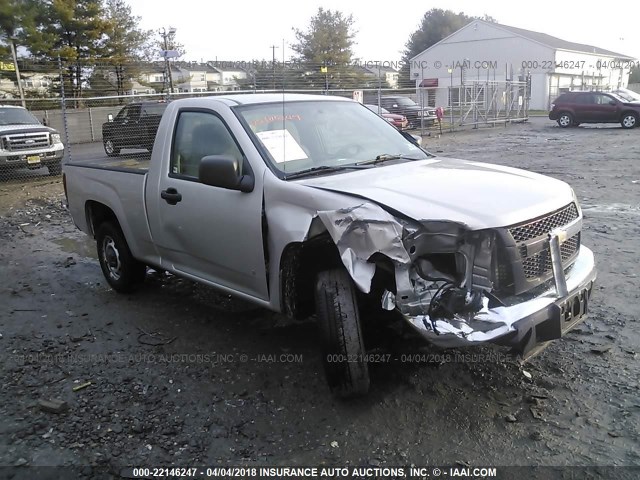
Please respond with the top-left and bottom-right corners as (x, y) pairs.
(414, 253), (465, 284)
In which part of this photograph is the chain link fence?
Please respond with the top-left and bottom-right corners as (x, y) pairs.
(0, 59), (530, 183)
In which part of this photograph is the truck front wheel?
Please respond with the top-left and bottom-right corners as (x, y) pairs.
(103, 138), (120, 157)
(96, 221), (146, 293)
(315, 268), (370, 397)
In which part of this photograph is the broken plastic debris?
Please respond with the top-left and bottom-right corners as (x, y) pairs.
(38, 398), (68, 414)
(381, 290), (396, 311)
(530, 407), (545, 420)
(330, 441), (339, 448)
(72, 381), (92, 392)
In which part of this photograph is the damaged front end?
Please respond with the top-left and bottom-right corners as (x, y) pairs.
(317, 201), (596, 355)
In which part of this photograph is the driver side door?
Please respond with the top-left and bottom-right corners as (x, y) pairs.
(145, 109), (269, 301)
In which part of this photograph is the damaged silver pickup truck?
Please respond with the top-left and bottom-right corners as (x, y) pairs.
(64, 94), (596, 397)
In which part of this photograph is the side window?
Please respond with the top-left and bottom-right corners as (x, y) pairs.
(115, 107), (128, 121)
(575, 94), (594, 104)
(594, 94), (613, 105)
(170, 111), (243, 179)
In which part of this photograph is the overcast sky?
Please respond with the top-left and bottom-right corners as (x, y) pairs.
(129, 0), (640, 63)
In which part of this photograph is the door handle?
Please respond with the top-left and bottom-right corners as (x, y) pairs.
(161, 187), (182, 205)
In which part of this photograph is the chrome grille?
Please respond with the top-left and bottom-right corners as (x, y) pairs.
(509, 203), (579, 242)
(2, 132), (50, 151)
(522, 233), (580, 279)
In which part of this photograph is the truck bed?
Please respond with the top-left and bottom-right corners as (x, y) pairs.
(66, 155), (150, 173)
(64, 159), (157, 265)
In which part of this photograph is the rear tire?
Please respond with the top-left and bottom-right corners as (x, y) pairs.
(315, 268), (370, 398)
(557, 112), (573, 128)
(621, 113), (637, 129)
(103, 138), (120, 157)
(96, 221), (146, 293)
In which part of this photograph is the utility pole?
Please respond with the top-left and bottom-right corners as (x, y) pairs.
(160, 27), (177, 94)
(9, 39), (25, 108)
(270, 44), (279, 90)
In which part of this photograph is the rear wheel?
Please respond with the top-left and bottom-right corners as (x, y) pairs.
(315, 268), (370, 398)
(621, 113), (637, 129)
(557, 112), (573, 128)
(103, 138), (120, 157)
(96, 221), (146, 293)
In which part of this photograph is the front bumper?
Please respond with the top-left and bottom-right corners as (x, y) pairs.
(403, 245), (596, 354)
(0, 145), (64, 169)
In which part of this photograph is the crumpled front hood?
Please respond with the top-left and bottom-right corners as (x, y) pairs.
(300, 157), (575, 229)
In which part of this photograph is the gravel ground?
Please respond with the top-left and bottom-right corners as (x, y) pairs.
(0, 117), (638, 477)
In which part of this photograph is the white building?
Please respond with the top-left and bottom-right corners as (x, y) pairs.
(174, 63), (219, 93)
(410, 20), (637, 110)
(206, 63), (248, 90)
(364, 65), (400, 89)
(0, 71), (55, 98)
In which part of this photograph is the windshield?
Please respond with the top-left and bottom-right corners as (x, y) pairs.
(394, 97), (418, 107)
(613, 89), (640, 102)
(236, 100), (430, 176)
(0, 107), (41, 126)
(143, 103), (168, 116)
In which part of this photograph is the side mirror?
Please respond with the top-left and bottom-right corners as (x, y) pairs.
(609, 100), (616, 106)
(107, 113), (114, 122)
(198, 155), (254, 193)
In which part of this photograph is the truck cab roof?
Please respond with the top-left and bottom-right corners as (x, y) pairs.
(171, 93), (352, 107)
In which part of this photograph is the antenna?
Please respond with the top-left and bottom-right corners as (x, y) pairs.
(281, 38), (286, 172)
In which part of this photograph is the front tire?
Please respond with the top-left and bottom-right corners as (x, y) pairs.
(315, 268), (370, 397)
(103, 138), (120, 157)
(621, 113), (637, 129)
(557, 112), (574, 128)
(96, 221), (146, 293)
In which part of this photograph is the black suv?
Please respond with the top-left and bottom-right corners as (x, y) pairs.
(549, 91), (640, 129)
(102, 101), (169, 156)
(368, 96), (437, 129)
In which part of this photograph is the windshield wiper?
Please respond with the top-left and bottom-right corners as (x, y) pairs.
(284, 164), (370, 180)
(356, 154), (422, 166)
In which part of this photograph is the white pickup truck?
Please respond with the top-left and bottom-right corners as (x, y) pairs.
(0, 105), (65, 176)
(65, 94), (596, 397)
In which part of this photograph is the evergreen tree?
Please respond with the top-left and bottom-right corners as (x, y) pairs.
(93, 0), (151, 97)
(291, 7), (358, 88)
(20, 0), (107, 98)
